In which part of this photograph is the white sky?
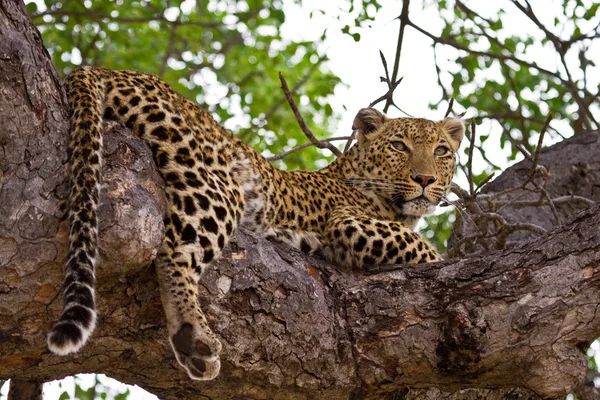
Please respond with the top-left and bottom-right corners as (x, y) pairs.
(283, 0), (447, 129)
(6, 0), (599, 399)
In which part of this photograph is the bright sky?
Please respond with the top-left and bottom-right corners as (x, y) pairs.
(5, 0), (599, 399)
(283, 0), (447, 129)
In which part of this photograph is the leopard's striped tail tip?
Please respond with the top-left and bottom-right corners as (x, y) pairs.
(47, 306), (97, 356)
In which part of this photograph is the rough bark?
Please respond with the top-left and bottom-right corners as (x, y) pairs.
(449, 130), (600, 256)
(1, 1), (599, 399)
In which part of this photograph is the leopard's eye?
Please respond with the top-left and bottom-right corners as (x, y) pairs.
(391, 141), (408, 152)
(434, 146), (450, 156)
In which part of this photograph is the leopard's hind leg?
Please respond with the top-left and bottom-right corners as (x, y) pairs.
(156, 159), (245, 380)
(155, 244), (222, 380)
(95, 68), (245, 380)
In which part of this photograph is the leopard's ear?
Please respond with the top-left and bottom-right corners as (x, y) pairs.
(352, 108), (388, 143)
(439, 116), (465, 151)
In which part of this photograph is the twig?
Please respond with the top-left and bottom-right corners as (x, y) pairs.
(444, 98), (455, 118)
(267, 136), (352, 161)
(388, 0), (411, 100)
(455, 0), (493, 25)
(159, 20), (179, 78)
(408, 11), (598, 131)
(516, 144), (533, 161)
(529, 110), (555, 179)
(379, 49), (391, 84)
(446, 115), (591, 256)
(532, 180), (562, 225)
(474, 171), (495, 194)
(476, 113), (564, 138)
(368, 77), (403, 109)
(343, 131), (356, 153)
(368, 0), (410, 113)
(239, 57), (325, 140)
(278, 72), (342, 157)
(510, 0), (598, 130)
(368, 51), (404, 109)
(467, 119), (476, 195)
(32, 9), (222, 27)
(489, 195), (595, 209)
(432, 45), (451, 104)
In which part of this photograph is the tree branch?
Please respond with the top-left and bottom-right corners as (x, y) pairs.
(238, 56), (326, 141)
(2, 56), (600, 400)
(2, 2), (600, 399)
(278, 72), (342, 157)
(266, 136), (352, 161)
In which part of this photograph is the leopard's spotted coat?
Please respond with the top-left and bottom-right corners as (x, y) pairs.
(47, 66), (465, 380)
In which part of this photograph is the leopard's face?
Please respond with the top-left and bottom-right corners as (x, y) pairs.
(351, 108), (465, 217)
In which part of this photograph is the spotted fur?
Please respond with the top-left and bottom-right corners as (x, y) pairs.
(47, 66), (464, 380)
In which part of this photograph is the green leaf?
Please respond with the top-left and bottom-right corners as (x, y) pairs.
(25, 1), (37, 14)
(58, 391), (71, 400)
(583, 3), (600, 20)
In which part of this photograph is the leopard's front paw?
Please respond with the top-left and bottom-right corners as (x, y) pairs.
(170, 322), (222, 380)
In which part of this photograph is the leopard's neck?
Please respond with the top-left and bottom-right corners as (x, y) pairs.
(318, 144), (360, 179)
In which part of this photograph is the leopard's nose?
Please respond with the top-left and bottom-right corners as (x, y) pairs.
(411, 174), (437, 187)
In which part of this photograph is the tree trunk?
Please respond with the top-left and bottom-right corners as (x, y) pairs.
(1, 1), (599, 399)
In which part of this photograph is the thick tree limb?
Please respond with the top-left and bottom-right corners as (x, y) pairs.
(1, 1), (599, 399)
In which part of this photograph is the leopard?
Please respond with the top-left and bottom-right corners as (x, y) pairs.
(47, 66), (465, 381)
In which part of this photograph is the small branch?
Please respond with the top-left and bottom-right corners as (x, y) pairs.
(32, 9), (222, 28)
(474, 171), (495, 194)
(455, 0), (493, 25)
(509, 1), (598, 130)
(448, 112), (590, 256)
(278, 72), (342, 157)
(476, 113), (564, 138)
(379, 49), (391, 84)
(433, 45), (451, 105)
(487, 194), (596, 209)
(368, 0), (410, 114)
(405, 18), (584, 92)
(343, 130), (357, 153)
(444, 97), (455, 118)
(516, 144), (533, 161)
(501, 62), (528, 138)
(368, 51), (404, 110)
(529, 111), (555, 180)
(390, 0), (411, 89)
(467, 119), (476, 196)
(238, 57), (325, 141)
(159, 20), (179, 78)
(532, 179), (562, 225)
(267, 136), (352, 161)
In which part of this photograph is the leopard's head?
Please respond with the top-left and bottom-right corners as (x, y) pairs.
(350, 107), (464, 217)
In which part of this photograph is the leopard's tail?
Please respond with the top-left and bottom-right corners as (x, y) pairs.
(48, 67), (106, 355)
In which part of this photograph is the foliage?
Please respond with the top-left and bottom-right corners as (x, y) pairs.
(52, 375), (131, 400)
(425, 0), (600, 160)
(27, 0), (378, 171)
(420, 210), (456, 252)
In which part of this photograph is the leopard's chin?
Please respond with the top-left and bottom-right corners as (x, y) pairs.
(394, 195), (437, 216)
